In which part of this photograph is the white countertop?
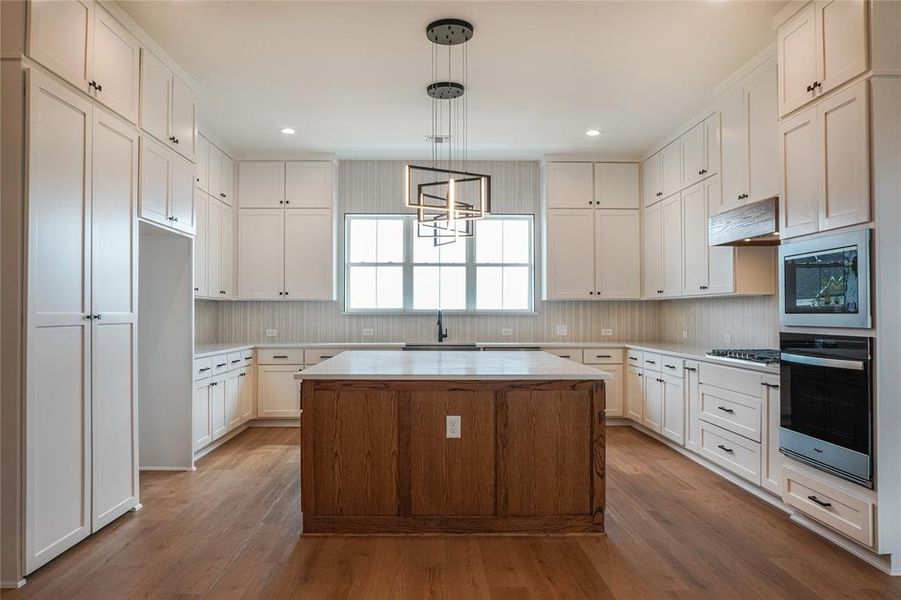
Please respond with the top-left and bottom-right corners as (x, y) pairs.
(295, 350), (613, 381)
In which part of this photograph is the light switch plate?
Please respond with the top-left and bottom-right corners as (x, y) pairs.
(446, 415), (461, 439)
(724, 334), (732, 343)
(362, 328), (374, 337)
(556, 324), (568, 336)
(501, 328), (513, 336)
(682, 330), (689, 339)
(265, 329), (277, 337)
(601, 328), (613, 336)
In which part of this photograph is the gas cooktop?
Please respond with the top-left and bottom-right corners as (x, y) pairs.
(706, 348), (780, 365)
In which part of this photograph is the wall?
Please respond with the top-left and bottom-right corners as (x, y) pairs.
(657, 295), (779, 349)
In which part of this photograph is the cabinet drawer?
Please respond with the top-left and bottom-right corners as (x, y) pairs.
(304, 348), (345, 365)
(641, 352), (662, 372)
(193, 357), (213, 380)
(227, 352), (245, 370)
(782, 465), (873, 547)
(583, 348), (623, 364)
(660, 356), (684, 377)
(257, 348), (304, 364)
(211, 354), (230, 375)
(241, 349), (255, 366)
(626, 349), (642, 366)
(543, 348), (583, 363)
(699, 421), (761, 485)
(699, 362), (763, 397)
(699, 384), (761, 442)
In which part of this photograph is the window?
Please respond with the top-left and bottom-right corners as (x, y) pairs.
(345, 214), (534, 313)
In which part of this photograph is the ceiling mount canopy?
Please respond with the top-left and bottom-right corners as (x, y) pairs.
(426, 18), (474, 46)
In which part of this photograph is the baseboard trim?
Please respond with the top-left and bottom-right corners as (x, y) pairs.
(250, 418), (300, 428)
(139, 466), (193, 471)
(788, 513), (896, 575)
(0, 578), (26, 589)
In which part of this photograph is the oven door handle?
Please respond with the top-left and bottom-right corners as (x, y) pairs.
(780, 352), (865, 371)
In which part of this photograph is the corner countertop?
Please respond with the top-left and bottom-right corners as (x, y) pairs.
(295, 350), (613, 381)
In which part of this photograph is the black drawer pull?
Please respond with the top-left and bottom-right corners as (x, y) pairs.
(656, 378), (664, 383)
(717, 406), (735, 414)
(645, 360), (656, 365)
(231, 359), (241, 364)
(209, 381), (218, 387)
(273, 355), (288, 359)
(807, 495), (832, 508)
(684, 366), (697, 372)
(239, 373), (246, 378)
(664, 364), (676, 369)
(558, 355), (571, 359)
(594, 354), (612, 359)
(244, 357), (253, 361)
(717, 444), (734, 454)
(628, 356), (638, 361)
(216, 363), (227, 368)
(198, 367), (210, 373)
(319, 355), (334, 359)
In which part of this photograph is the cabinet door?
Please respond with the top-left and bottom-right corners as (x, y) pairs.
(704, 113), (721, 177)
(193, 192), (208, 296)
(284, 209), (335, 300)
(642, 202), (662, 298)
(138, 48), (170, 144)
(779, 106), (821, 239)
(545, 162), (593, 209)
(681, 122), (706, 187)
(240, 369), (255, 422)
(660, 141), (682, 198)
(661, 376), (685, 445)
(207, 199), (222, 297)
(642, 152), (662, 207)
(778, 3), (818, 116)
(719, 83), (748, 211)
(595, 210), (640, 299)
(257, 365), (302, 418)
(745, 61), (779, 203)
(684, 363), (701, 453)
(169, 152), (196, 234)
(661, 194), (683, 297)
(544, 209), (595, 300)
(593, 163), (639, 209)
(599, 364), (624, 418)
(220, 204), (235, 297)
(171, 76), (197, 161)
(219, 153), (235, 206)
(286, 161), (334, 208)
(27, 0), (93, 92)
(626, 367), (644, 422)
(192, 381), (212, 451)
(196, 133), (209, 191)
(681, 182), (708, 295)
(25, 72), (93, 573)
(238, 161), (286, 209)
(815, 0), (867, 97)
(762, 378), (782, 495)
(226, 372), (241, 430)
(237, 209), (285, 299)
(91, 108), (139, 531)
(210, 380), (227, 440)
(208, 144), (223, 199)
(818, 81), (869, 232)
(138, 136), (170, 227)
(643, 377), (663, 433)
(92, 7), (139, 123)
(704, 176), (735, 295)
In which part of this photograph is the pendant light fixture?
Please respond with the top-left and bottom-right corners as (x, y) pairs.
(405, 18), (491, 246)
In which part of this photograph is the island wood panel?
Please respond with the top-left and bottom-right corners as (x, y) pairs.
(301, 379), (605, 534)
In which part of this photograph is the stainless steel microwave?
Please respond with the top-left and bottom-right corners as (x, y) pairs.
(779, 229), (871, 329)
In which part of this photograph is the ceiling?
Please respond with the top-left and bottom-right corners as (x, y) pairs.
(120, 1), (786, 160)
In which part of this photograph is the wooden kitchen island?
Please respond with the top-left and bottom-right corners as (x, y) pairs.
(297, 351), (609, 534)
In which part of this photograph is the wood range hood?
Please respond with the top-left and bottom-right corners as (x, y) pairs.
(708, 196), (780, 246)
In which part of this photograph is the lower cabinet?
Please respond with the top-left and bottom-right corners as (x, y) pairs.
(192, 379), (213, 451)
(193, 353), (256, 454)
(660, 373), (685, 445)
(587, 363), (624, 417)
(210, 376), (227, 440)
(626, 365), (644, 422)
(684, 362), (701, 453)
(257, 364), (303, 418)
(642, 374), (663, 433)
(240, 367), (255, 421)
(761, 377), (781, 495)
(226, 370), (242, 430)
(699, 420), (762, 485)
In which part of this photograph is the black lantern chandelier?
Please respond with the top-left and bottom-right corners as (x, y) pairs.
(405, 18), (491, 246)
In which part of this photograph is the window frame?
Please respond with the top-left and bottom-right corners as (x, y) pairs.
(343, 213), (536, 315)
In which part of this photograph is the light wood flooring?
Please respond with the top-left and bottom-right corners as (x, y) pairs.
(5, 426), (900, 599)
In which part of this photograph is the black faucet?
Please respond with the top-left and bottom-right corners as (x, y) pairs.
(437, 310), (448, 343)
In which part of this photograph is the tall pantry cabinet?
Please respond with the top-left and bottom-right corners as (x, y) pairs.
(24, 70), (139, 573)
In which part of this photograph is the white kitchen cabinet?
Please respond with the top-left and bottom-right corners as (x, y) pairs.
(139, 48), (197, 161)
(684, 363), (701, 453)
(220, 153), (235, 206)
(661, 374), (685, 445)
(778, 106), (820, 238)
(777, 0), (868, 117)
(138, 136), (195, 234)
(642, 201), (663, 298)
(27, 0), (93, 93)
(240, 368), (255, 422)
(286, 161), (335, 208)
(544, 209), (595, 300)
(643, 374), (663, 434)
(169, 152), (196, 234)
(593, 163), (639, 209)
(192, 380), (212, 451)
(238, 209), (285, 299)
(208, 143), (223, 199)
(660, 194), (683, 297)
(239, 162), (286, 209)
(660, 140), (682, 198)
(257, 365), (302, 418)
(642, 151), (663, 206)
(681, 114), (721, 188)
(682, 176), (736, 296)
(210, 377), (227, 440)
(207, 198), (235, 298)
(762, 378), (782, 495)
(601, 364), (624, 417)
(545, 162), (594, 209)
(626, 366), (644, 422)
(91, 6), (140, 123)
(193, 191), (208, 296)
(594, 210), (641, 299)
(226, 370), (242, 431)
(704, 113), (721, 178)
(285, 209), (336, 300)
(220, 204), (235, 297)
(196, 133), (210, 191)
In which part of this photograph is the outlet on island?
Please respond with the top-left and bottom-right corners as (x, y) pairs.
(446, 415), (461, 439)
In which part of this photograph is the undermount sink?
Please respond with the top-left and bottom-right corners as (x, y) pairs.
(403, 342), (480, 351)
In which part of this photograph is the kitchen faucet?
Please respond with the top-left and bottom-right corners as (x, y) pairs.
(437, 310), (448, 343)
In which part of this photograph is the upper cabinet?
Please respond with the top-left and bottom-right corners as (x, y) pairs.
(238, 161), (336, 209)
(681, 114), (721, 188)
(196, 133), (210, 191)
(139, 48), (197, 162)
(238, 162), (285, 209)
(206, 143), (235, 205)
(594, 163), (640, 209)
(642, 151), (662, 207)
(28, 2), (139, 123)
(545, 162), (594, 208)
(777, 0), (868, 118)
(642, 142), (680, 205)
(138, 135), (196, 235)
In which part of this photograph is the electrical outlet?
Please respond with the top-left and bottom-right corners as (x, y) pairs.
(556, 324), (568, 336)
(265, 329), (277, 337)
(601, 328), (613, 336)
(501, 328), (513, 336)
(362, 328), (374, 337)
(682, 330), (689, 339)
(446, 415), (461, 439)
(724, 334), (732, 344)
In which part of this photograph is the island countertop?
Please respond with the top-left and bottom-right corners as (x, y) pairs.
(295, 350), (613, 381)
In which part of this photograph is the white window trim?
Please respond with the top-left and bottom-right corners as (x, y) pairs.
(343, 213), (536, 315)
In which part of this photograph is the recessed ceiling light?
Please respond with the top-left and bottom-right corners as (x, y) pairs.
(280, 127), (296, 135)
(585, 129), (601, 137)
